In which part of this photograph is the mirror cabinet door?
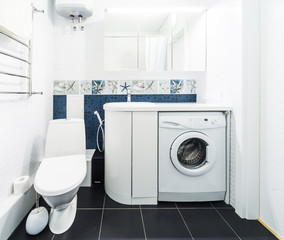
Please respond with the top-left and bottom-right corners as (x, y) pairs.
(104, 12), (139, 71)
(173, 12), (207, 71)
(138, 12), (172, 71)
(104, 10), (207, 72)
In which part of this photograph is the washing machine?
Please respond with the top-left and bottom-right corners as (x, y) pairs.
(159, 112), (227, 202)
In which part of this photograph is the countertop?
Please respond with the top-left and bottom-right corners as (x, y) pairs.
(103, 102), (232, 112)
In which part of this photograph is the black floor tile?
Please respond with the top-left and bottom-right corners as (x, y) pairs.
(100, 209), (144, 239)
(8, 213), (53, 240)
(218, 209), (278, 240)
(54, 210), (102, 240)
(210, 201), (233, 209)
(77, 184), (105, 208)
(141, 201), (176, 209)
(9, 187), (279, 240)
(176, 201), (213, 209)
(104, 194), (139, 209)
(142, 209), (192, 239)
(180, 209), (239, 239)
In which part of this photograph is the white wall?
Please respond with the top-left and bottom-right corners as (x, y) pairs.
(0, 0), (33, 39)
(0, 0), (53, 235)
(206, 0), (243, 208)
(206, 0), (261, 221)
(260, 0), (284, 238)
(206, 0), (242, 104)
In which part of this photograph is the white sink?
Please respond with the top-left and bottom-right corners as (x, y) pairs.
(104, 102), (155, 111)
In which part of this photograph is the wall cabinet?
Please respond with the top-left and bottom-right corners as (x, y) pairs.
(105, 110), (157, 205)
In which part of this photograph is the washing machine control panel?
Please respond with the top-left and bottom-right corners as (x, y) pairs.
(186, 116), (225, 128)
(159, 112), (227, 129)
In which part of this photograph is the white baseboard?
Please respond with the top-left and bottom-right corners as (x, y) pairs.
(0, 187), (36, 240)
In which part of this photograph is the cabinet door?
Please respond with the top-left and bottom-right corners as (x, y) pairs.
(105, 111), (132, 203)
(132, 112), (157, 198)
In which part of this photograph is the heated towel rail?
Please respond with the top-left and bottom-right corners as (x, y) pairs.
(0, 26), (43, 96)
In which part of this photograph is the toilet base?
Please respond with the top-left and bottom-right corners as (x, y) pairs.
(49, 195), (77, 234)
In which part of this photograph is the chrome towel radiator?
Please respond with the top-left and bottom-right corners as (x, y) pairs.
(0, 25), (42, 96)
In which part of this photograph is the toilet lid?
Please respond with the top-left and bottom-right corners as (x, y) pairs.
(34, 154), (86, 196)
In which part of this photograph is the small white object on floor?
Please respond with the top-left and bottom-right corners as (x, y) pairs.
(13, 176), (31, 195)
(25, 207), (48, 235)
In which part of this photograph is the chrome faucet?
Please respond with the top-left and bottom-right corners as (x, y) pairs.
(127, 88), (131, 102)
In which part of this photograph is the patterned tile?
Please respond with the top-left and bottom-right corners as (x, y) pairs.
(53, 80), (66, 95)
(184, 79), (197, 94)
(170, 79), (184, 94)
(145, 80), (158, 94)
(158, 80), (170, 94)
(54, 79), (197, 95)
(119, 80), (131, 93)
(80, 80), (92, 95)
(92, 80), (105, 94)
(105, 80), (120, 94)
(131, 80), (144, 94)
(66, 80), (79, 94)
(53, 95), (66, 119)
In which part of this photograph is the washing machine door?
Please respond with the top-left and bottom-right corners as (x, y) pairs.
(170, 132), (216, 176)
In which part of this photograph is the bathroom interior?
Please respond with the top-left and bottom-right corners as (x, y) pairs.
(0, 0), (283, 239)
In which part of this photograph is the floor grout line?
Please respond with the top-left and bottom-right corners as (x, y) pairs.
(77, 205), (233, 210)
(175, 203), (195, 240)
(77, 207), (232, 210)
(210, 202), (242, 240)
(139, 206), (147, 240)
(98, 193), (106, 240)
(140, 207), (178, 210)
(103, 207), (140, 210)
(78, 208), (103, 210)
(51, 234), (55, 240)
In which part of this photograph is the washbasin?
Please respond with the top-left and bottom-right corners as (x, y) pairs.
(106, 102), (154, 107)
(103, 102), (156, 111)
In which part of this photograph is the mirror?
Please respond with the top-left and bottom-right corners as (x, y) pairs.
(104, 9), (207, 71)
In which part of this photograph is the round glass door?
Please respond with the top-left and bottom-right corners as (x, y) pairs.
(170, 132), (216, 176)
(177, 138), (207, 169)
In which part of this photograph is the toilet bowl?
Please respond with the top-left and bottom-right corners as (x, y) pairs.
(34, 119), (86, 234)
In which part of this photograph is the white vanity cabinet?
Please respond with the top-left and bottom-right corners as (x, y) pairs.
(104, 110), (157, 205)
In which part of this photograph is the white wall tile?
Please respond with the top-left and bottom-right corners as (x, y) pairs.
(260, 0), (284, 238)
(206, 0), (242, 209)
(67, 95), (84, 119)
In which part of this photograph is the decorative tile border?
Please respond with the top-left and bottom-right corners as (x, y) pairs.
(54, 79), (197, 95)
(80, 80), (92, 95)
(170, 79), (184, 94)
(67, 80), (79, 94)
(53, 81), (66, 95)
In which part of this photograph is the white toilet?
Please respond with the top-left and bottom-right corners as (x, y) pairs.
(34, 119), (87, 234)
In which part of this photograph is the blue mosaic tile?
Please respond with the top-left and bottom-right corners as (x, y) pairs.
(53, 95), (66, 119)
(84, 94), (196, 149)
(84, 95), (126, 149)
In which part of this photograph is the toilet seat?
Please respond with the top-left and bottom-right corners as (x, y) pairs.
(34, 154), (86, 196)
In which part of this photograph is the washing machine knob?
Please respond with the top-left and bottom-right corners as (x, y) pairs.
(211, 119), (217, 125)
